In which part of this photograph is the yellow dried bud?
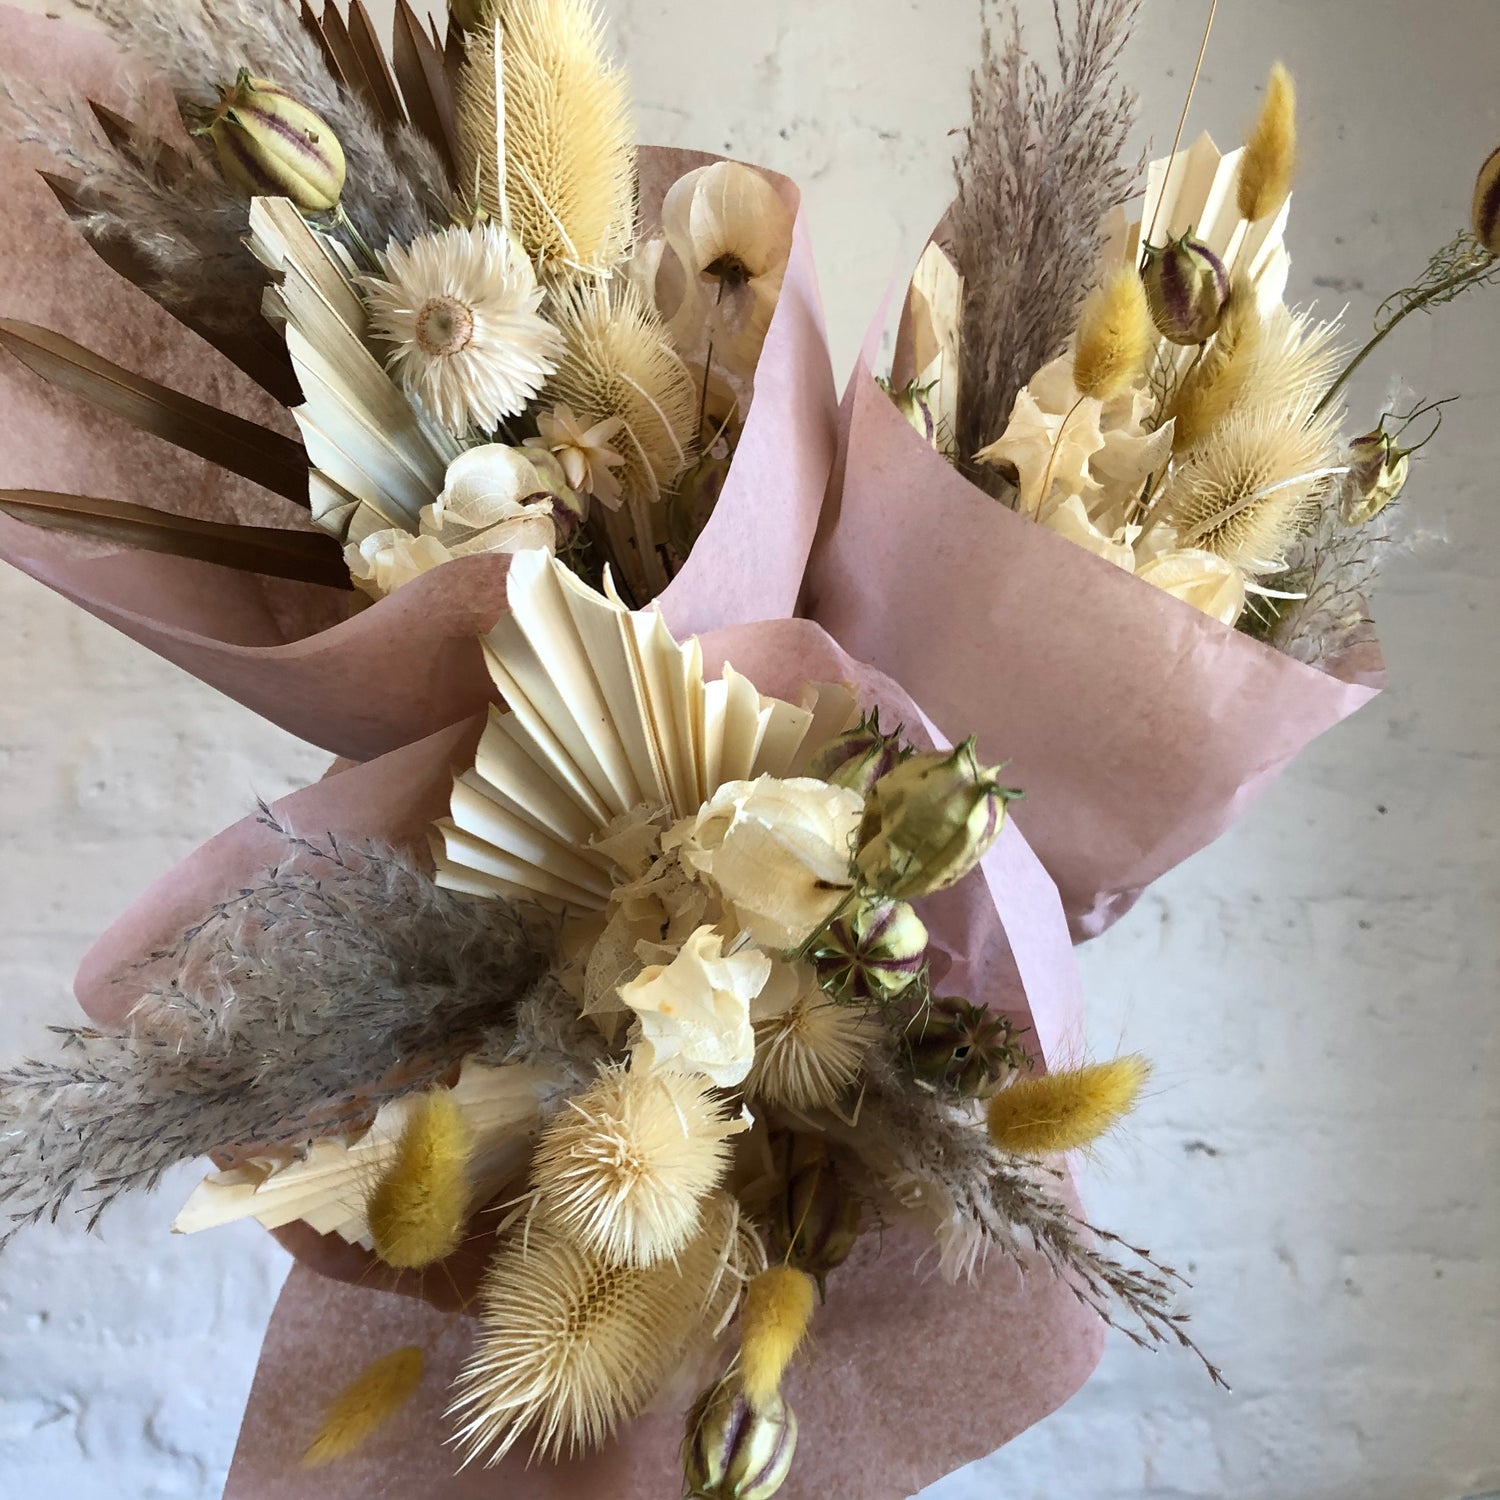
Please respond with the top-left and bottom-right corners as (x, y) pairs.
(1072, 267), (1152, 400)
(1472, 144), (1500, 256)
(205, 71), (346, 212)
(1237, 63), (1297, 223)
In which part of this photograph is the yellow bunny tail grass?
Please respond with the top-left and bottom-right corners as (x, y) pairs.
(1237, 62), (1297, 223)
(367, 1089), (471, 1270)
(302, 1347), (426, 1467)
(1167, 282), (1263, 451)
(458, 0), (635, 274)
(1072, 267), (1152, 400)
(986, 1055), (1151, 1155)
(739, 1267), (816, 1411)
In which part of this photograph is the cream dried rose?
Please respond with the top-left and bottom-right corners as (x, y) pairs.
(665, 776), (863, 950)
(619, 926), (772, 1088)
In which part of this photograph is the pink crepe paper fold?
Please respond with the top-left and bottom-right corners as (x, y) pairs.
(74, 617), (1104, 1498)
(0, 7), (837, 762)
(804, 335), (1383, 939)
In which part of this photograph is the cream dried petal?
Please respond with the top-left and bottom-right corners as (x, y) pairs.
(345, 529), (457, 598)
(1136, 548), (1247, 625)
(1041, 495), (1137, 572)
(974, 386), (1104, 516)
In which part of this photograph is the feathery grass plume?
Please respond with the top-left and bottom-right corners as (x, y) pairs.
(0, 816), (558, 1245)
(739, 1267), (816, 1411)
(367, 1088), (471, 1269)
(1072, 266), (1151, 400)
(69, 0), (449, 244)
(450, 1192), (747, 1463)
(303, 1346), (426, 1467)
(529, 1065), (738, 1267)
(950, 0), (1143, 489)
(1236, 62), (1296, 223)
(459, 0), (634, 275)
(986, 1056), (1149, 1155)
(1159, 399), (1342, 573)
(746, 994), (878, 1112)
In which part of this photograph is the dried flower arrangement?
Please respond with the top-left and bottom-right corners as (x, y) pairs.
(804, 0), (1489, 936)
(0, 553), (1220, 1494)
(0, 0), (834, 759)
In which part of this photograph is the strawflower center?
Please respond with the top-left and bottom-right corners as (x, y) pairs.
(414, 294), (476, 357)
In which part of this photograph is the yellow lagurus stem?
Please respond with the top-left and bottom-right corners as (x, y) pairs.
(1237, 63), (1297, 223)
(1071, 267), (1151, 401)
(367, 1088), (470, 1270)
(986, 1056), (1150, 1155)
(739, 1267), (817, 1411)
(302, 1347), (425, 1467)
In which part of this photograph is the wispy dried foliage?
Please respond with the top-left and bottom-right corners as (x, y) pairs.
(0, 814), (558, 1244)
(950, 0), (1143, 488)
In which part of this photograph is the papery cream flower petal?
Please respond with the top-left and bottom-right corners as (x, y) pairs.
(1136, 548), (1247, 626)
(1025, 355), (1081, 415)
(665, 776), (863, 951)
(662, 161), (795, 377)
(346, 528), (458, 598)
(526, 403), (626, 508)
(619, 926), (771, 1087)
(362, 222), (565, 437)
(1090, 414), (1176, 498)
(974, 385), (1105, 516)
(1041, 495), (1137, 572)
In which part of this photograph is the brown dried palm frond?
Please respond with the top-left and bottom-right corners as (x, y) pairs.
(0, 812), (565, 1246)
(950, 0), (1143, 492)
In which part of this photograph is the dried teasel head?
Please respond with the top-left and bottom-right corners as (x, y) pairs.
(745, 965), (880, 1113)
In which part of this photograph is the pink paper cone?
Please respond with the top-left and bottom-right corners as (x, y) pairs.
(73, 621), (1106, 1494)
(0, 7), (837, 762)
(804, 352), (1384, 939)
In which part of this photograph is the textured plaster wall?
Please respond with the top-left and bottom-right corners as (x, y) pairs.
(0, 0), (1497, 1496)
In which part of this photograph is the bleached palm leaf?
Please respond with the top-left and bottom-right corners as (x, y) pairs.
(432, 551), (854, 907)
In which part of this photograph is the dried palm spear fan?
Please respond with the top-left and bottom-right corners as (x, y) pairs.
(0, 0), (796, 607)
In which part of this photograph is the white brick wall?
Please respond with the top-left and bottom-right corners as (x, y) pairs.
(1, 2), (1496, 1496)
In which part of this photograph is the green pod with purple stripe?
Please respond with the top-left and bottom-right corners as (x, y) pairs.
(813, 895), (928, 1002)
(683, 1382), (798, 1500)
(1472, 145), (1500, 255)
(1141, 231), (1230, 347)
(206, 71), (346, 213)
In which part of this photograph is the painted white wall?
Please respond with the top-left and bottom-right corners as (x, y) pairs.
(0, 1), (1496, 1496)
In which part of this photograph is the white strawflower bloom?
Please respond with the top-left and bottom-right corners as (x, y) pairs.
(363, 223), (565, 437)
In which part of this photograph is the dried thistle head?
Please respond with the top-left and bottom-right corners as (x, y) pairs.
(545, 276), (698, 504)
(459, 0), (635, 276)
(1072, 267), (1151, 400)
(986, 1055), (1150, 1155)
(746, 982), (880, 1114)
(1237, 62), (1297, 223)
(529, 1064), (739, 1267)
(449, 1192), (746, 1463)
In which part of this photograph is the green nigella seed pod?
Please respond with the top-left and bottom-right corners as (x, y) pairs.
(683, 1382), (798, 1500)
(813, 897), (928, 1003)
(855, 738), (1019, 901)
(906, 996), (1026, 1098)
(1140, 232), (1230, 346)
(205, 71), (346, 212)
(1339, 428), (1410, 526)
(806, 708), (904, 798)
(1472, 144), (1500, 256)
(768, 1132), (861, 1280)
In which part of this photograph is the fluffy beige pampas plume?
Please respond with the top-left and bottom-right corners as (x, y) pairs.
(450, 1192), (747, 1463)
(457, 0), (635, 275)
(529, 1065), (738, 1267)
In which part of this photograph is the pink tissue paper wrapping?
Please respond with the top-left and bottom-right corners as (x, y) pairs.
(0, 6), (838, 763)
(804, 310), (1384, 940)
(75, 616), (1106, 1500)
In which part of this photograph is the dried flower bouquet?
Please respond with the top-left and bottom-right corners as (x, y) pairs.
(0, 0), (836, 759)
(808, 0), (1494, 936)
(2, 556), (1219, 1497)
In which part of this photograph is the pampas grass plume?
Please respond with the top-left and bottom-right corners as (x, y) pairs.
(1072, 267), (1151, 400)
(739, 1266), (816, 1410)
(530, 1064), (737, 1267)
(368, 1089), (470, 1270)
(302, 1346), (425, 1467)
(986, 1055), (1150, 1155)
(450, 1194), (744, 1463)
(1237, 63), (1297, 223)
(459, 0), (635, 274)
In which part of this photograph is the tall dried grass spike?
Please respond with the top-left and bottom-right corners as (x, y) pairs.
(367, 1088), (471, 1269)
(1237, 62), (1296, 223)
(986, 1056), (1150, 1155)
(530, 1065), (737, 1267)
(739, 1266), (816, 1410)
(302, 1346), (426, 1467)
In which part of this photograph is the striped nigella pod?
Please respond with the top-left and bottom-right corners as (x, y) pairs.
(1472, 145), (1500, 256)
(205, 70), (346, 213)
(1140, 232), (1230, 346)
(683, 1381), (798, 1500)
(813, 896), (928, 1003)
